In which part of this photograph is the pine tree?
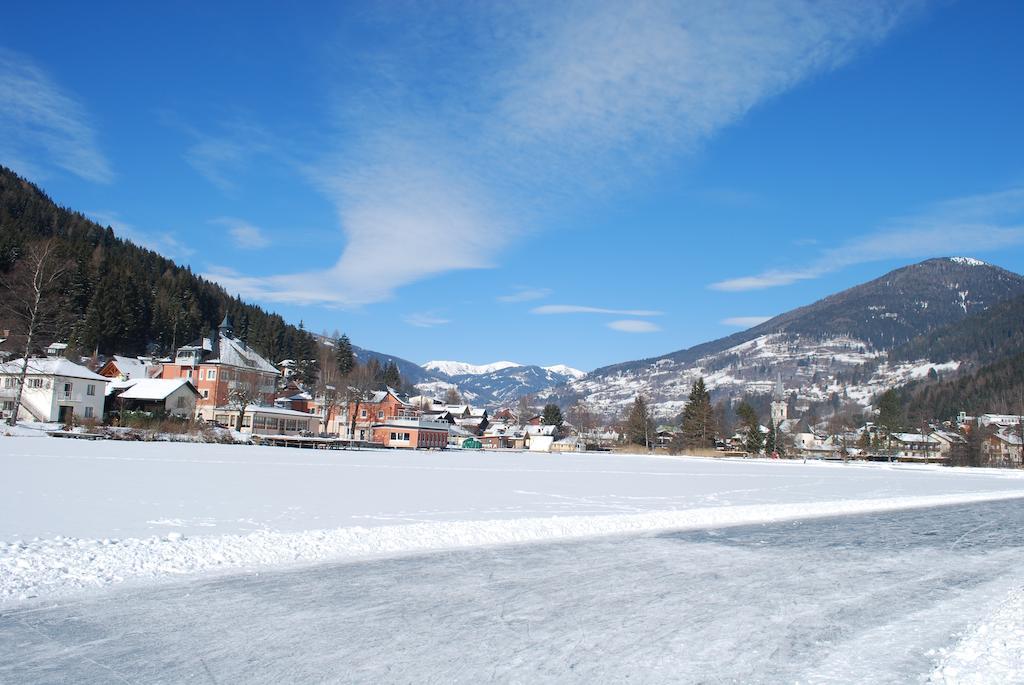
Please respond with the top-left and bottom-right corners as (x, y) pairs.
(681, 377), (716, 448)
(765, 418), (777, 455)
(736, 400), (763, 454)
(335, 334), (355, 376)
(876, 389), (903, 433)
(382, 361), (402, 389)
(367, 358), (382, 385)
(626, 395), (653, 448)
(541, 403), (563, 429)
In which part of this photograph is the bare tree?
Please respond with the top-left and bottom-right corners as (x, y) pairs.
(345, 364), (379, 441)
(227, 382), (260, 431)
(568, 399), (596, 437)
(516, 394), (533, 424)
(444, 386), (463, 406)
(0, 240), (69, 426)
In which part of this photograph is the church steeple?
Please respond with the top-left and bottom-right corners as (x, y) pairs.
(771, 373), (787, 425)
(218, 314), (234, 339)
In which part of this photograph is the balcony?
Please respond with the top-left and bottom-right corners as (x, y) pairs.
(56, 391), (78, 402)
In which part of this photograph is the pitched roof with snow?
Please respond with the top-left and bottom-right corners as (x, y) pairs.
(0, 357), (108, 382)
(206, 336), (278, 374)
(109, 355), (156, 380)
(118, 378), (200, 401)
(891, 432), (940, 444)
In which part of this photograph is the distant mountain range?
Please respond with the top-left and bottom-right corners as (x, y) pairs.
(561, 258), (1024, 420)
(349, 348), (587, 407)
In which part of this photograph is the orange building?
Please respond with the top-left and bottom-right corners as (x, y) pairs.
(159, 316), (280, 421)
(371, 417), (449, 449)
(346, 387), (413, 441)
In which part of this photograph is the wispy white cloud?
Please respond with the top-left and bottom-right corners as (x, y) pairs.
(497, 287), (551, 303)
(607, 319), (661, 333)
(215, 1), (922, 306)
(0, 49), (112, 183)
(721, 316), (772, 328)
(89, 211), (194, 261)
(180, 119), (274, 193)
(212, 217), (271, 250)
(531, 305), (663, 316)
(403, 311), (451, 328)
(710, 186), (1024, 291)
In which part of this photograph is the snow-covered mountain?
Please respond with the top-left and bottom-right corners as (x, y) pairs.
(423, 360), (523, 376)
(416, 360), (588, 407)
(541, 364), (587, 380)
(563, 258), (1024, 419)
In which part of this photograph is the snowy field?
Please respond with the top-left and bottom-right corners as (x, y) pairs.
(2, 435), (1024, 603)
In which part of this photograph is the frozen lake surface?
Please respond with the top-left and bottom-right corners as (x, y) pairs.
(4, 437), (1023, 541)
(3, 436), (1024, 602)
(3, 500), (1023, 683)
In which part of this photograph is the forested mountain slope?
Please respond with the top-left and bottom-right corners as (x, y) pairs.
(0, 165), (317, 361)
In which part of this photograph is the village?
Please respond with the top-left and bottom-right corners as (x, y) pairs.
(1, 316), (1020, 467)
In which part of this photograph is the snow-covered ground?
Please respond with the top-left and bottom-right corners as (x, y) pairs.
(3, 500), (1023, 684)
(3, 434), (1024, 605)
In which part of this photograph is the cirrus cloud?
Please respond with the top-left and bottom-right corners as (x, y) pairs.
(721, 316), (773, 327)
(531, 305), (663, 316)
(210, 1), (923, 307)
(607, 319), (661, 333)
(0, 48), (112, 183)
(710, 186), (1024, 291)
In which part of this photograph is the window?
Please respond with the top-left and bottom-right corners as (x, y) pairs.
(378, 410), (384, 419)
(361, 409), (367, 418)
(207, 369), (216, 380)
(187, 369), (193, 379)
(3, 377), (14, 389)
(2, 401), (13, 411)
(28, 378), (43, 389)
(176, 396), (186, 408)
(87, 384), (96, 396)
(84, 406), (94, 418)
(242, 415), (252, 428)
(390, 432), (397, 440)
(202, 390), (209, 399)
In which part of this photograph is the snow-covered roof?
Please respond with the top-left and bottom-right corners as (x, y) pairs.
(365, 387), (410, 405)
(228, 404), (317, 418)
(207, 336), (279, 374)
(118, 378), (199, 401)
(891, 432), (940, 444)
(524, 424), (557, 435)
(108, 355), (156, 380)
(993, 431), (1023, 446)
(0, 357), (108, 382)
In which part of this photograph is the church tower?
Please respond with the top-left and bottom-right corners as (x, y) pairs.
(770, 374), (787, 425)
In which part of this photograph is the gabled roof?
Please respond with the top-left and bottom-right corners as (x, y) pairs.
(0, 357), (108, 382)
(205, 335), (278, 374)
(106, 355), (157, 380)
(118, 378), (200, 401)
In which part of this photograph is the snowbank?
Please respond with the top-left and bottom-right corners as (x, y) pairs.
(3, 490), (1023, 603)
(929, 585), (1024, 684)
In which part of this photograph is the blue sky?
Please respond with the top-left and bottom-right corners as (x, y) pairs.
(2, 1), (1023, 371)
